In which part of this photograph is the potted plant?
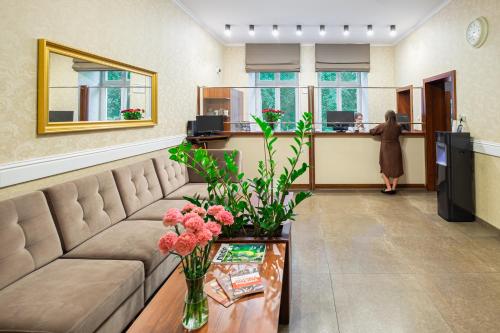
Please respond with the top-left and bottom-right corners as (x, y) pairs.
(157, 203), (234, 330)
(121, 108), (144, 120)
(169, 112), (313, 238)
(262, 109), (284, 130)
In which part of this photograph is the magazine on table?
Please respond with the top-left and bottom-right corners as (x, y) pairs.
(230, 265), (264, 298)
(204, 280), (235, 307)
(213, 243), (266, 264)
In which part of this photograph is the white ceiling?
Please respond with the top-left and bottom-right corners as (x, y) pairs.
(174, 0), (450, 45)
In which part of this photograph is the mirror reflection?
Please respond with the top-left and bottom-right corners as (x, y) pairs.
(48, 53), (152, 122)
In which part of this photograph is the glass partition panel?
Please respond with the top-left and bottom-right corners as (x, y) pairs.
(200, 86), (422, 133)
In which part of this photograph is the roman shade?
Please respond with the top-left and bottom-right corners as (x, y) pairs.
(72, 58), (115, 72)
(315, 44), (370, 72)
(245, 43), (300, 72)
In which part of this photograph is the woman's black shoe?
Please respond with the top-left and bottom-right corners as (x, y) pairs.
(381, 189), (396, 195)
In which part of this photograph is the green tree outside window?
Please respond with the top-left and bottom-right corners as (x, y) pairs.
(259, 72), (275, 81)
(341, 88), (357, 111)
(280, 88), (296, 131)
(107, 88), (121, 120)
(321, 88), (337, 132)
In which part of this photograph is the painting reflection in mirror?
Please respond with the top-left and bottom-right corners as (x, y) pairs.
(48, 53), (152, 123)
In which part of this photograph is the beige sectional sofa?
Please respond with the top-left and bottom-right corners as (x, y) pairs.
(0, 149), (240, 333)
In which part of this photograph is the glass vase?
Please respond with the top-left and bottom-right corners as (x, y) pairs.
(182, 274), (209, 330)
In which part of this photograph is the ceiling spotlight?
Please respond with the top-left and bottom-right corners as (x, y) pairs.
(390, 24), (397, 37)
(367, 24), (374, 36)
(343, 25), (350, 36)
(249, 24), (255, 36)
(224, 24), (231, 36)
(272, 25), (279, 37)
(319, 25), (326, 36)
(296, 25), (303, 36)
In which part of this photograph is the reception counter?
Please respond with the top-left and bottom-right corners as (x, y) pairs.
(207, 131), (426, 188)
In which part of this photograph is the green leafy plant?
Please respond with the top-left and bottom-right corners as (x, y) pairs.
(169, 112), (313, 237)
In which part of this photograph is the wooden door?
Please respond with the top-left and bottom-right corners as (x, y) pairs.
(423, 71), (456, 191)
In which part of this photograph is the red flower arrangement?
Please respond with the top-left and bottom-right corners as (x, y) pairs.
(121, 108), (144, 120)
(262, 109), (284, 123)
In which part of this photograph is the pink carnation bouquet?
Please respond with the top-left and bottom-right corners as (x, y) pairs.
(158, 203), (233, 279)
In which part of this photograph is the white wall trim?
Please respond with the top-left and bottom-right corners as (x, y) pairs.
(0, 135), (186, 188)
(473, 139), (500, 158)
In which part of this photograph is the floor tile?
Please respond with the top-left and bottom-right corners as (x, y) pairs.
(332, 274), (452, 333)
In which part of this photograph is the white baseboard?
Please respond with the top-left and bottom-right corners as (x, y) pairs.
(473, 140), (500, 158)
(0, 135), (186, 188)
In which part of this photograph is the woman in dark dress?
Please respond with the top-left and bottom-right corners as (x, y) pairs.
(370, 110), (404, 194)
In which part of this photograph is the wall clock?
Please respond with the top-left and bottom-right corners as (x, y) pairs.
(466, 16), (488, 48)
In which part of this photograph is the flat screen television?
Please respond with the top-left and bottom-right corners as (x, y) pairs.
(195, 115), (224, 135)
(397, 114), (410, 131)
(326, 111), (354, 132)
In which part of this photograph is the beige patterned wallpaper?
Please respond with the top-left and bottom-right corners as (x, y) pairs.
(0, 0), (223, 164)
(395, 0), (500, 226)
(0, 0), (223, 199)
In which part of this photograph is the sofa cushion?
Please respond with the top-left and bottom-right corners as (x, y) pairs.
(64, 220), (168, 275)
(0, 258), (143, 333)
(127, 199), (187, 220)
(0, 192), (62, 290)
(153, 155), (189, 197)
(45, 171), (127, 251)
(113, 159), (163, 216)
(165, 183), (209, 200)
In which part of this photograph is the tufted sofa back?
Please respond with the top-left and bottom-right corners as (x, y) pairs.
(0, 192), (63, 290)
(45, 171), (127, 251)
(112, 159), (163, 216)
(152, 155), (189, 197)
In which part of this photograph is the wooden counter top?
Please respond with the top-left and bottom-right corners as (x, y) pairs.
(222, 131), (425, 137)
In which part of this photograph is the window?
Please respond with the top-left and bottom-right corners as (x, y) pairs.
(102, 71), (131, 120)
(255, 72), (298, 131)
(318, 72), (365, 131)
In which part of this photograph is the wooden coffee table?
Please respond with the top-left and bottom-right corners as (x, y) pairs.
(127, 243), (286, 333)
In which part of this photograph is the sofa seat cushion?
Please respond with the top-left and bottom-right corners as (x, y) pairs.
(165, 183), (209, 200)
(0, 258), (144, 333)
(64, 220), (168, 275)
(127, 199), (187, 220)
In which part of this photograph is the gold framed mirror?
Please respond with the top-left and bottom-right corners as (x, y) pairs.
(37, 39), (158, 134)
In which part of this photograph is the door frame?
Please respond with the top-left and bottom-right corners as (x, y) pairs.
(422, 70), (457, 191)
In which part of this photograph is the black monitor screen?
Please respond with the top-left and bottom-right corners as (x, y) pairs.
(196, 115), (224, 134)
(49, 111), (74, 122)
(397, 114), (410, 131)
(326, 111), (355, 131)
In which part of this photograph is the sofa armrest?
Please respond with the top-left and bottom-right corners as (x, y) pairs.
(188, 149), (242, 183)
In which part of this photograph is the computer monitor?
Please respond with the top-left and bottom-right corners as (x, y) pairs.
(195, 115), (224, 135)
(326, 111), (355, 132)
(49, 111), (74, 122)
(397, 114), (410, 131)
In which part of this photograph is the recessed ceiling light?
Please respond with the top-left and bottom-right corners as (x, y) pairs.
(367, 24), (374, 36)
(224, 24), (231, 36)
(272, 25), (279, 37)
(296, 25), (303, 36)
(390, 25), (397, 37)
(319, 25), (326, 36)
(249, 24), (255, 36)
(343, 25), (350, 36)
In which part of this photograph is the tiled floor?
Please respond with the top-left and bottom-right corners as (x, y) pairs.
(279, 190), (500, 333)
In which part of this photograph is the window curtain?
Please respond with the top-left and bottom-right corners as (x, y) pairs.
(245, 44), (300, 72)
(315, 44), (370, 72)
